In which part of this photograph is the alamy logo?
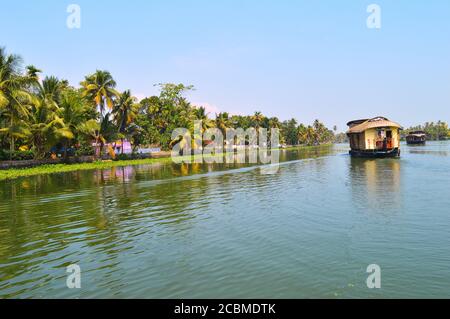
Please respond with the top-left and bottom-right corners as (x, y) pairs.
(367, 4), (381, 29)
(171, 121), (281, 174)
(66, 264), (81, 289)
(366, 264), (381, 289)
(66, 4), (81, 29)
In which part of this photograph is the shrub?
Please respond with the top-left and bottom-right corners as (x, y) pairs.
(75, 145), (95, 157)
(0, 150), (35, 161)
(116, 153), (130, 161)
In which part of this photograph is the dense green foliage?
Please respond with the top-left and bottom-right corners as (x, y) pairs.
(0, 47), (339, 161)
(0, 149), (34, 161)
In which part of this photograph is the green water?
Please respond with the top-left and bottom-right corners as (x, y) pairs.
(1, 143), (450, 298)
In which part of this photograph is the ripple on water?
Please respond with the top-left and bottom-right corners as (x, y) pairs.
(2, 144), (450, 298)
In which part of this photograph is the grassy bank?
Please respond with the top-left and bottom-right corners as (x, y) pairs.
(0, 144), (334, 181)
(0, 157), (175, 181)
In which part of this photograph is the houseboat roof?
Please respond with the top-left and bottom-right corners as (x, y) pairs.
(347, 119), (369, 127)
(347, 116), (403, 134)
(408, 131), (426, 136)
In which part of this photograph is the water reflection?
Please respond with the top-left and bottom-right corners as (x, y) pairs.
(349, 158), (402, 212)
(407, 150), (450, 156)
(0, 145), (342, 298)
(3, 143), (450, 298)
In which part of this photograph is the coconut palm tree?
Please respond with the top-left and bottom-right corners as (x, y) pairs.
(37, 76), (66, 104)
(58, 89), (91, 159)
(215, 112), (231, 136)
(28, 96), (73, 159)
(78, 119), (103, 157)
(0, 47), (34, 158)
(113, 91), (137, 132)
(312, 119), (332, 144)
(80, 70), (119, 117)
(267, 117), (282, 146)
(268, 117), (281, 129)
(193, 106), (214, 132)
(99, 113), (118, 150)
(297, 124), (307, 145)
(78, 114), (117, 159)
(113, 90), (138, 154)
(304, 126), (318, 146)
(251, 111), (265, 130)
(231, 115), (250, 130)
(26, 65), (42, 83)
(22, 75), (74, 158)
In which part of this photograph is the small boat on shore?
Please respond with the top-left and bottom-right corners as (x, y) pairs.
(347, 116), (403, 158)
(406, 131), (426, 145)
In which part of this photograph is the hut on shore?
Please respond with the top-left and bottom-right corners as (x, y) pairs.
(347, 116), (403, 158)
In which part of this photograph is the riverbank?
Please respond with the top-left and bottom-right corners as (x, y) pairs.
(0, 144), (333, 181)
(0, 157), (176, 181)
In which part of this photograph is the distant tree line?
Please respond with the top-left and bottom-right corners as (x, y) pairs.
(0, 47), (338, 161)
(404, 121), (450, 141)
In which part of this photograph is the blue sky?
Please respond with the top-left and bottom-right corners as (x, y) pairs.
(1, 0), (449, 131)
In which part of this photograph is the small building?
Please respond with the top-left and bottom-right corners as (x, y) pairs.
(406, 131), (426, 145)
(347, 116), (403, 158)
(114, 140), (133, 154)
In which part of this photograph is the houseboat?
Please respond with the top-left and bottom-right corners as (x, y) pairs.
(347, 116), (403, 158)
(406, 131), (426, 145)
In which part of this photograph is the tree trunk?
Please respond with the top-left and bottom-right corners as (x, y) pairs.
(10, 137), (14, 160)
(100, 141), (104, 159)
(63, 140), (68, 161)
(10, 117), (14, 161)
(94, 136), (100, 159)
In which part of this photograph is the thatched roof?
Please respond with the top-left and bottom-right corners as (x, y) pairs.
(408, 131), (426, 137)
(347, 116), (403, 134)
